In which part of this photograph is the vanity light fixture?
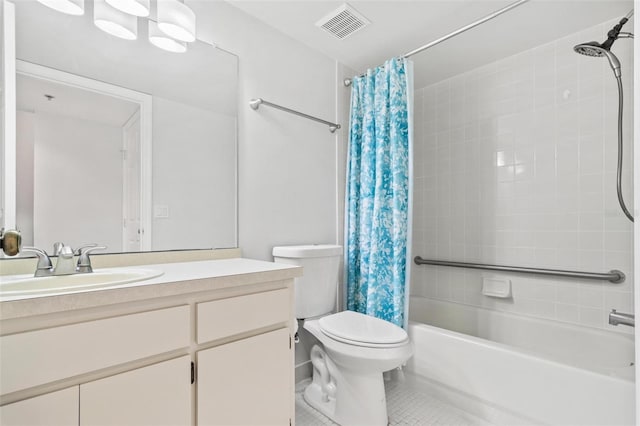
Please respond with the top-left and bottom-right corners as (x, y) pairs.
(36, 0), (84, 16)
(35, 0), (200, 51)
(94, 0), (138, 40)
(105, 0), (150, 17)
(148, 20), (187, 53)
(157, 0), (196, 43)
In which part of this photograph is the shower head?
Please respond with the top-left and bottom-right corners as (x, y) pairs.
(574, 42), (621, 77)
(573, 12), (632, 78)
(574, 41), (607, 57)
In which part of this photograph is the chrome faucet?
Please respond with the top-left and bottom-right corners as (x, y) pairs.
(609, 309), (635, 327)
(20, 242), (106, 277)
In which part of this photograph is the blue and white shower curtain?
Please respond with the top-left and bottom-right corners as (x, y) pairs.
(345, 57), (413, 328)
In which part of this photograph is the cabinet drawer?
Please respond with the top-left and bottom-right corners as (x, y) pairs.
(0, 305), (189, 395)
(197, 288), (290, 343)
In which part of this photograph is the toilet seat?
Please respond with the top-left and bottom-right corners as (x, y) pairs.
(319, 311), (408, 348)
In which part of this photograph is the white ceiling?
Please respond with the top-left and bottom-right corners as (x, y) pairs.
(228, 0), (634, 88)
(17, 74), (139, 127)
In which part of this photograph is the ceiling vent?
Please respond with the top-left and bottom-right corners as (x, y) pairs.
(315, 4), (370, 40)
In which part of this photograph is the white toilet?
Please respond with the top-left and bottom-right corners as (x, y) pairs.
(273, 244), (413, 426)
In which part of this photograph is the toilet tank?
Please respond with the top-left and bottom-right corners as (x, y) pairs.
(272, 244), (342, 319)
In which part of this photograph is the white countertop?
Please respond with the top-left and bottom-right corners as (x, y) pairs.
(0, 258), (302, 321)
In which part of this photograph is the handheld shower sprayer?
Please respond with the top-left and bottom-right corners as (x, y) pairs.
(573, 10), (634, 222)
(574, 42), (621, 76)
(573, 11), (633, 77)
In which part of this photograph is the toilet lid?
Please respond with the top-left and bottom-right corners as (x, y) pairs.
(319, 311), (408, 346)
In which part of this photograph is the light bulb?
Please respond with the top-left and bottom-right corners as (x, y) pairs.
(149, 21), (187, 53)
(36, 0), (84, 16)
(105, 0), (150, 17)
(94, 0), (138, 40)
(157, 0), (196, 43)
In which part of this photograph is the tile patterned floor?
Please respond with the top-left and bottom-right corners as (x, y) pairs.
(295, 374), (491, 426)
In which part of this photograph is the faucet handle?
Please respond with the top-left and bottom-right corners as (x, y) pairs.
(21, 247), (53, 277)
(74, 243), (98, 256)
(76, 245), (107, 273)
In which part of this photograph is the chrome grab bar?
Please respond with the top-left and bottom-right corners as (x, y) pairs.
(413, 257), (625, 284)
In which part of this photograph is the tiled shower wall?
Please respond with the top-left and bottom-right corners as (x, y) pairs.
(411, 19), (635, 333)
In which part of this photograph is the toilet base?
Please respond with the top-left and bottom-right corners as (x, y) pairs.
(303, 381), (337, 421)
(304, 345), (389, 426)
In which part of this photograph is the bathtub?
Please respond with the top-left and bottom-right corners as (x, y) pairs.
(406, 296), (635, 426)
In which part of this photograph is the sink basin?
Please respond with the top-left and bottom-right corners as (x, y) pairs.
(0, 268), (164, 297)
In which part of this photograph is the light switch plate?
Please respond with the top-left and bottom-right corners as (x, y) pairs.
(154, 205), (169, 218)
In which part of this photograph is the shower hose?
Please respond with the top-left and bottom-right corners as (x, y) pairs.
(615, 76), (634, 222)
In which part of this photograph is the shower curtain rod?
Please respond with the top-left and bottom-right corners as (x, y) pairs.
(344, 0), (530, 87)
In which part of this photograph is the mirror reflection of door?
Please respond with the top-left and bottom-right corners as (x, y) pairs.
(122, 111), (141, 252)
(16, 72), (142, 253)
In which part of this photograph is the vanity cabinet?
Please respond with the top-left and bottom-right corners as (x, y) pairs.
(196, 288), (292, 425)
(3, 358), (191, 426)
(0, 387), (79, 426)
(0, 305), (190, 395)
(0, 259), (300, 426)
(80, 356), (191, 426)
(198, 328), (291, 425)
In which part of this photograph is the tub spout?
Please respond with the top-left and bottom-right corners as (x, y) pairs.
(609, 309), (635, 327)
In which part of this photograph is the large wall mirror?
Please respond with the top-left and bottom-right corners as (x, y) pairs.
(2, 1), (238, 255)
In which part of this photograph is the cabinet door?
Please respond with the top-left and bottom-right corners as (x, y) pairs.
(197, 328), (291, 426)
(80, 355), (191, 426)
(0, 386), (79, 426)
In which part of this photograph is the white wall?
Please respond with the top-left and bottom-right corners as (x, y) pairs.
(0, 2), (5, 230)
(336, 63), (357, 311)
(633, 0), (639, 414)
(32, 112), (123, 251)
(151, 97), (236, 251)
(190, 1), (340, 261)
(411, 19), (635, 334)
